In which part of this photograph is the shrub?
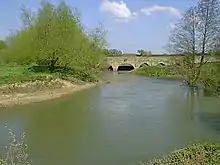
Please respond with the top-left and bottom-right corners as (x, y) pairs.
(143, 142), (220, 165)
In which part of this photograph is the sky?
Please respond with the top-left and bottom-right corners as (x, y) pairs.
(0, 0), (198, 53)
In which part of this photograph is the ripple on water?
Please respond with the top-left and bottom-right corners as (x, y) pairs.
(0, 74), (220, 165)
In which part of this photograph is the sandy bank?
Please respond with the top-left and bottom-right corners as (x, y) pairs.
(0, 79), (99, 108)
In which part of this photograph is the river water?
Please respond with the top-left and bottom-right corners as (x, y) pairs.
(0, 73), (220, 165)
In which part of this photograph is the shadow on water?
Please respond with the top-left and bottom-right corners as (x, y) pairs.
(198, 113), (220, 133)
(165, 85), (220, 134)
(0, 88), (102, 165)
(187, 88), (220, 134)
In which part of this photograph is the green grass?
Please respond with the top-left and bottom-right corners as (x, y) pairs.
(133, 65), (181, 80)
(0, 65), (60, 94)
(0, 65), (51, 84)
(0, 64), (95, 94)
(0, 64), (98, 85)
(143, 142), (220, 165)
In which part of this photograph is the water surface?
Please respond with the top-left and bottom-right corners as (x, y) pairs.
(0, 73), (220, 165)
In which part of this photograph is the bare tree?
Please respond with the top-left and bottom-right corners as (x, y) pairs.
(197, 0), (220, 57)
(195, 0), (220, 81)
(167, 7), (199, 85)
(167, 0), (220, 86)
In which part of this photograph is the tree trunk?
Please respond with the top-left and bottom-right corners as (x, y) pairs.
(49, 57), (59, 72)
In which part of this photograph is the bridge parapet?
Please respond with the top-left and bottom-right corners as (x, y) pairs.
(106, 55), (218, 71)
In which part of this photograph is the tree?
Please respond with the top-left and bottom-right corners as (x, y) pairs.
(167, 0), (220, 86)
(197, 0), (220, 57)
(137, 49), (152, 56)
(137, 49), (144, 56)
(110, 49), (122, 55)
(168, 7), (199, 85)
(104, 49), (122, 56)
(0, 40), (7, 50)
(2, 0), (107, 81)
(196, 0), (220, 81)
(88, 22), (108, 49)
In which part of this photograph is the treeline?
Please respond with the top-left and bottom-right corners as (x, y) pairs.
(0, 0), (107, 82)
(104, 49), (123, 56)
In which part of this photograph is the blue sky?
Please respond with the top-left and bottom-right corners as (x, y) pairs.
(0, 0), (197, 53)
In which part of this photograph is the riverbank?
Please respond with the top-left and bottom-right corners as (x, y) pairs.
(0, 65), (104, 107)
(144, 142), (220, 165)
(0, 79), (100, 107)
(133, 64), (220, 95)
(132, 65), (181, 80)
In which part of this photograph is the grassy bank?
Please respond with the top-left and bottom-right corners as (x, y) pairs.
(0, 64), (104, 107)
(142, 142), (220, 165)
(133, 63), (220, 94)
(0, 0), (108, 92)
(0, 0), (108, 106)
(133, 65), (182, 80)
(0, 64), (97, 92)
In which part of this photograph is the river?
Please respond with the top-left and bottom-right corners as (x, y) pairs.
(0, 73), (220, 165)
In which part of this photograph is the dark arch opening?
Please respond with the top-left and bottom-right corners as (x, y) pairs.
(117, 64), (134, 71)
(140, 63), (149, 68)
(159, 62), (165, 66)
(108, 66), (113, 71)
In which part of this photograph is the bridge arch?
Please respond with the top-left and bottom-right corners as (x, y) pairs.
(139, 63), (149, 68)
(108, 66), (113, 71)
(103, 61), (113, 71)
(117, 63), (135, 71)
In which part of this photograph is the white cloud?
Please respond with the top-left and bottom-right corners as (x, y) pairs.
(99, 0), (138, 23)
(141, 5), (181, 18)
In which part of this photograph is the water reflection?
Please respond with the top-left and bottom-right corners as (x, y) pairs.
(26, 89), (105, 165)
(165, 85), (220, 136)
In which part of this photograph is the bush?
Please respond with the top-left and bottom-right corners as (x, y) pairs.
(200, 63), (220, 94)
(143, 142), (220, 165)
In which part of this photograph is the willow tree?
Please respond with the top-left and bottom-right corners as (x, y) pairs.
(32, 1), (84, 71)
(3, 0), (107, 80)
(167, 0), (220, 86)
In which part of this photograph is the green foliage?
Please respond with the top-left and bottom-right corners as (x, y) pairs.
(0, 64), (99, 89)
(200, 63), (220, 93)
(1, 0), (106, 82)
(0, 40), (7, 50)
(0, 65), (50, 84)
(137, 49), (152, 56)
(143, 142), (220, 165)
(169, 54), (199, 86)
(133, 65), (181, 80)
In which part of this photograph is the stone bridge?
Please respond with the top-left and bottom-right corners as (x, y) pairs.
(106, 55), (218, 71)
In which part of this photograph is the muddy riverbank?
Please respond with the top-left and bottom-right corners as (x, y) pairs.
(0, 79), (100, 107)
